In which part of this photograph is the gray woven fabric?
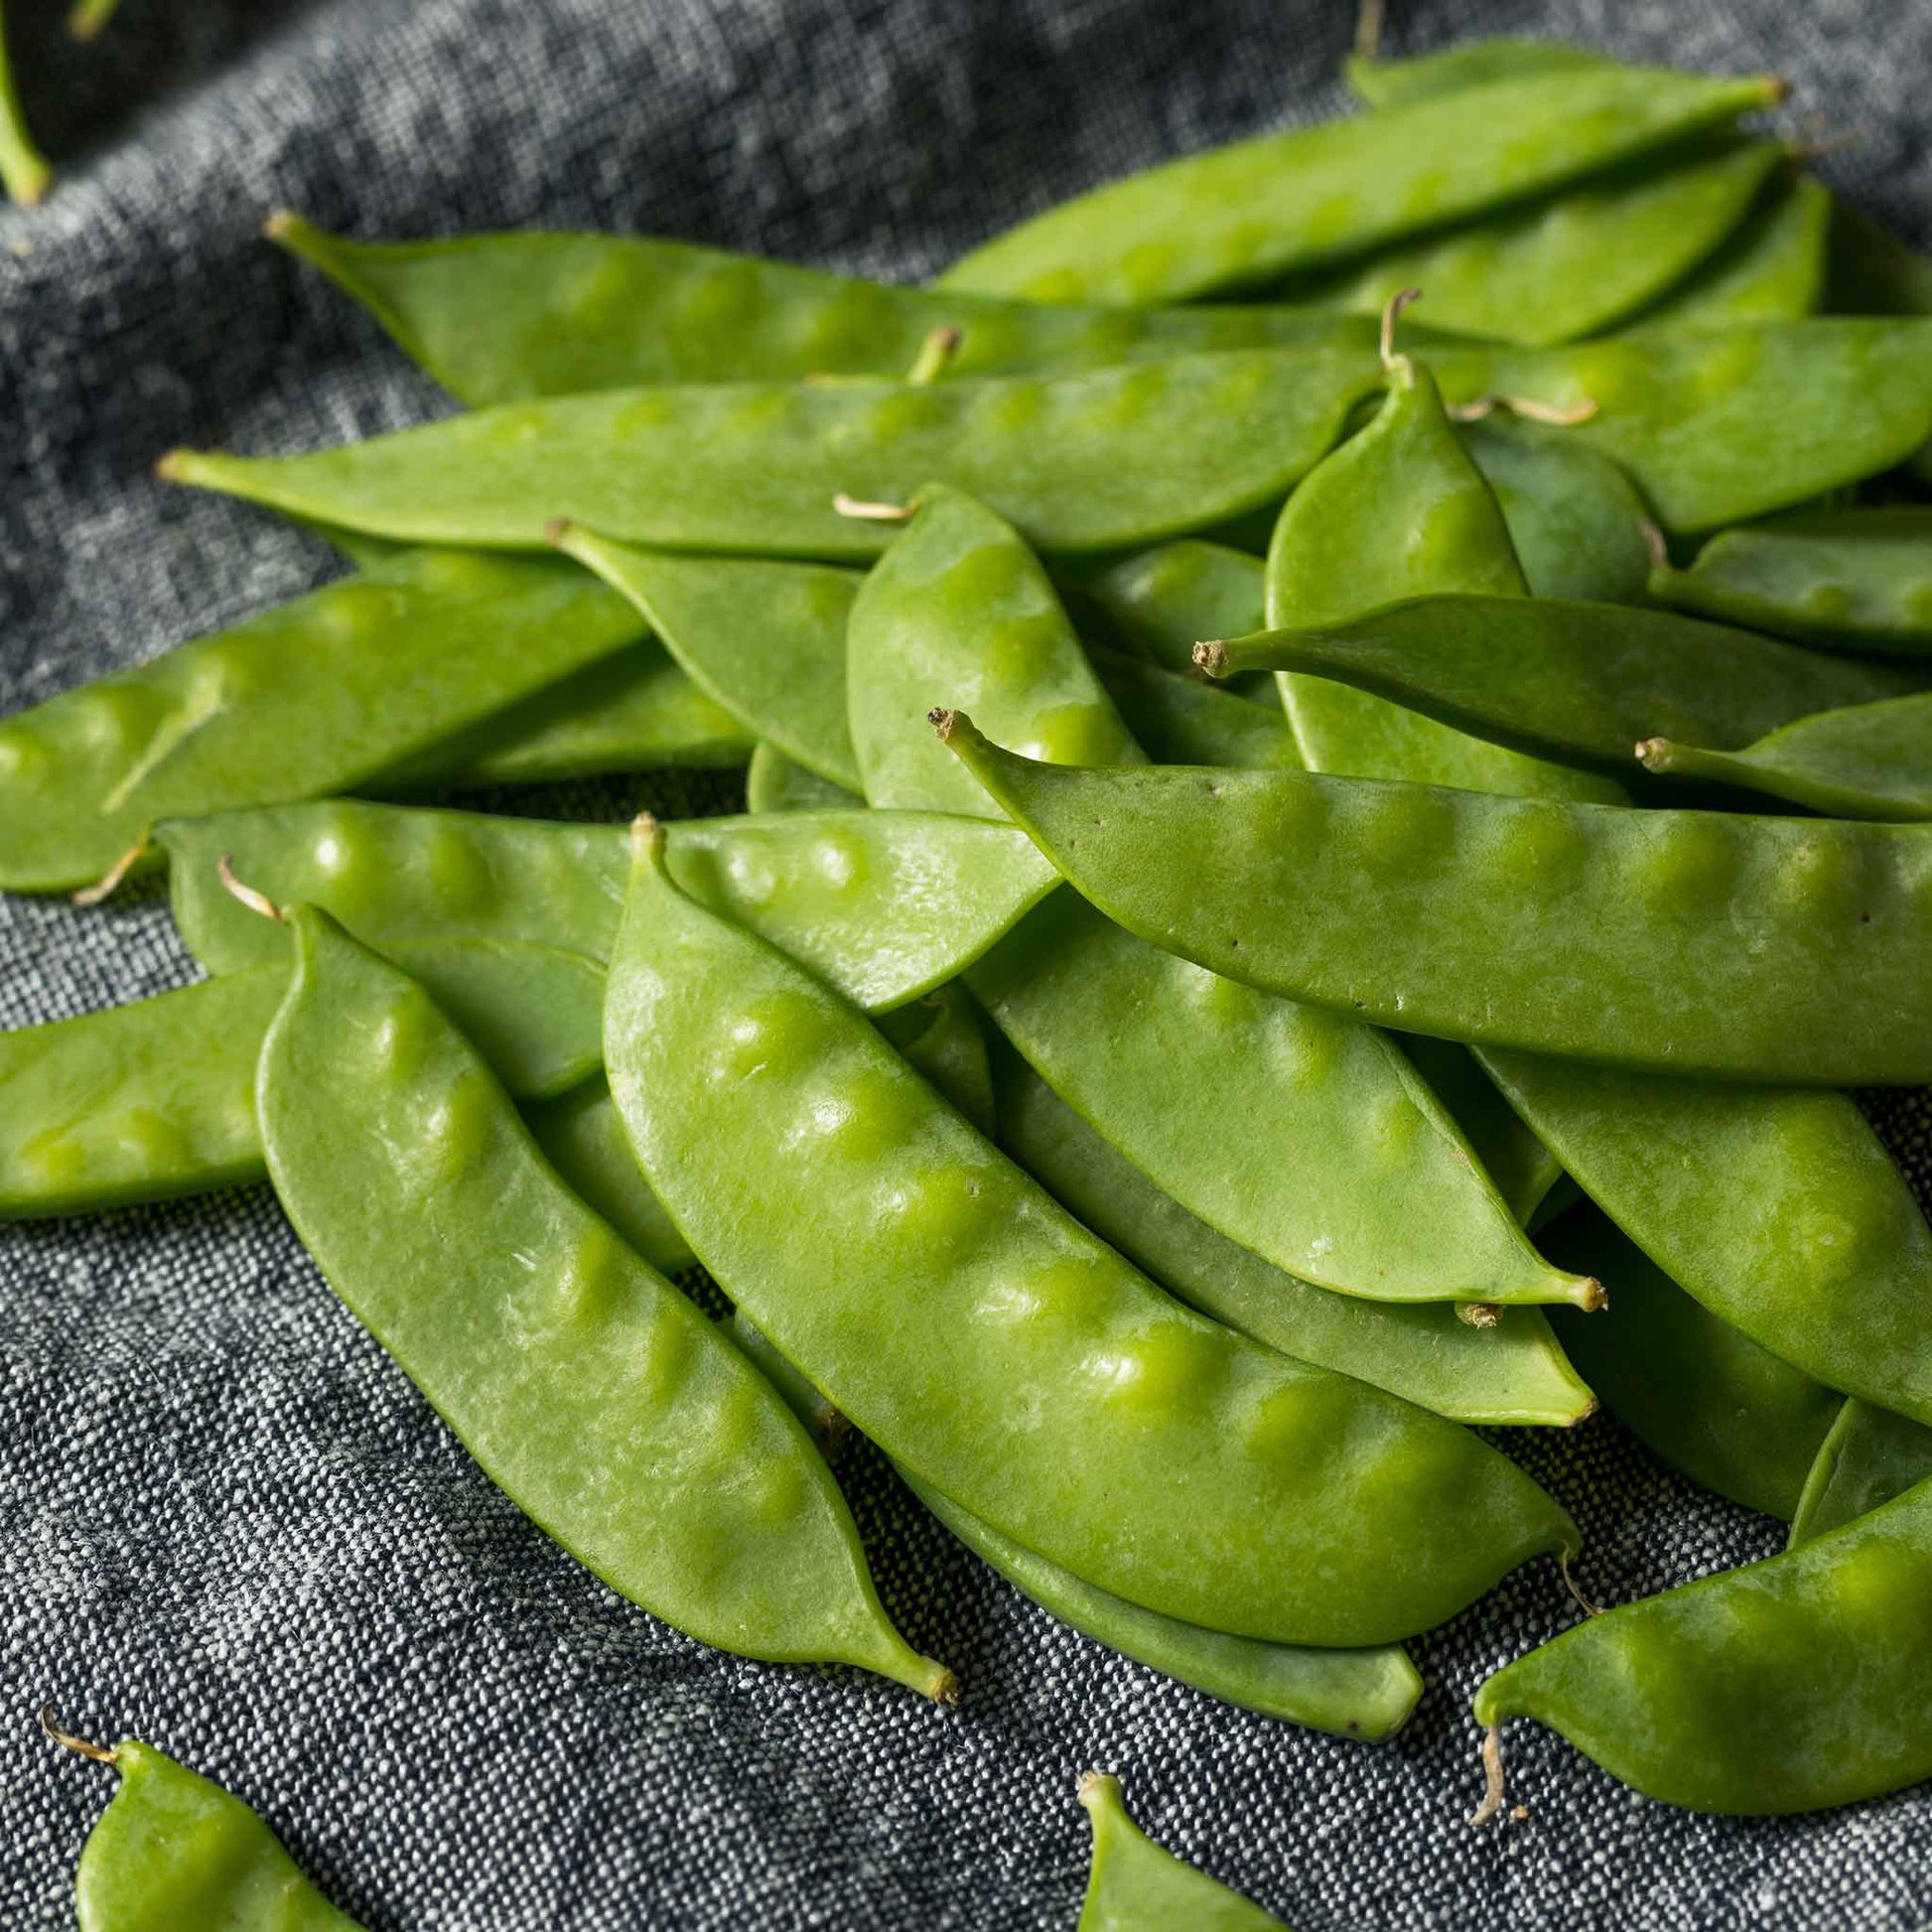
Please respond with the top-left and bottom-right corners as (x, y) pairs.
(3, 0), (1930, 1924)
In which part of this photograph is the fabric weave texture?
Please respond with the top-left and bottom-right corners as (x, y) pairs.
(2, 0), (1930, 1925)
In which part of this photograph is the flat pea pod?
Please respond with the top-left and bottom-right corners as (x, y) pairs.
(991, 1035), (1594, 1428)
(260, 904), (950, 1694)
(605, 821), (1576, 1646)
(1076, 1772), (1288, 1930)
(1429, 321), (1932, 533)
(1277, 138), (1784, 347)
(746, 744), (860, 813)
(0, 940), (605, 1218)
(159, 349), (1385, 560)
(1061, 541), (1265, 683)
(1472, 1475), (1932, 1814)
(1649, 507), (1932, 654)
(267, 212), (1401, 401)
(1343, 37), (1611, 109)
(1790, 1400), (1932, 1547)
(1480, 1051), (1932, 1428)
(1088, 649), (1300, 769)
(551, 529), (862, 790)
(160, 802), (1057, 1014)
(522, 1080), (696, 1277)
(1209, 593), (1915, 779)
(876, 983), (996, 1136)
(1825, 201), (1932, 318)
(1635, 173), (1831, 328)
(938, 719), (1932, 1086)
(1537, 1201), (1839, 1519)
(0, 548), (645, 896)
(937, 67), (1777, 304)
(1638, 692), (1932, 821)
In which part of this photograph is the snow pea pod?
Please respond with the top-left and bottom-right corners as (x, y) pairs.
(1537, 1202), (1839, 1519)
(0, 549), (645, 897)
(1636, 173), (1831, 328)
(746, 743), (860, 813)
(1088, 649), (1300, 769)
(1789, 1400), (1932, 1548)
(0, 940), (605, 1219)
(605, 821), (1576, 1646)
(938, 67), (1777, 304)
(522, 1080), (695, 1277)
(877, 983), (996, 1136)
(160, 801), (1056, 1013)
(1472, 1475), (1932, 1814)
(551, 530), (862, 790)
(0, 4), (50, 208)
(938, 720), (1932, 1086)
(1344, 37), (1609, 109)
(991, 1036), (1593, 1428)
(159, 349), (1384, 560)
(1208, 594), (1915, 778)
(261, 905), (950, 1694)
(1480, 1052), (1932, 1428)
(1638, 693), (1932, 821)
(1063, 541), (1265, 682)
(1076, 1773), (1288, 1931)
(1649, 507), (1932, 654)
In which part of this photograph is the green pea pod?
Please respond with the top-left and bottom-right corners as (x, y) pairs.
(990, 1035), (1593, 1428)
(938, 67), (1777, 303)
(605, 820), (1576, 1647)
(1088, 649), (1300, 769)
(1208, 593), (1915, 779)
(745, 743), (861, 813)
(58, 1731), (361, 1931)
(1473, 1475), (1932, 1814)
(1537, 1202), (1839, 1519)
(260, 904), (951, 1694)
(1344, 37), (1611, 110)
(1075, 1773), (1288, 1930)
(1637, 692), (1932, 821)
(726, 1312), (841, 1445)
(0, 549), (646, 897)
(1649, 507), (1932, 654)
(937, 719), (1932, 1086)
(1479, 1052), (1932, 1429)
(876, 983), (996, 1136)
(0, 941), (604, 1219)
(522, 1080), (695, 1277)
(159, 802), (1057, 1014)
(0, 4), (51, 208)
(1279, 138), (1784, 346)
(551, 530), (862, 790)
(1789, 1400), (1932, 1548)
(1636, 173), (1831, 328)
(159, 350), (1385, 559)
(1825, 201), (1932, 317)
(1062, 541), (1265, 681)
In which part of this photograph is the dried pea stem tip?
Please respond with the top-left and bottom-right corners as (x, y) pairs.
(1378, 286), (1424, 381)
(1560, 1550), (1605, 1617)
(215, 855), (284, 925)
(70, 836), (151, 907)
(1447, 393), (1598, 428)
(905, 326), (964, 386)
(833, 492), (913, 522)
(39, 1707), (116, 1766)
(1191, 639), (1230, 680)
(1466, 1719), (1506, 1829)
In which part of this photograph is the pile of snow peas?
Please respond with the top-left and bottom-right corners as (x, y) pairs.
(15, 29), (1932, 1925)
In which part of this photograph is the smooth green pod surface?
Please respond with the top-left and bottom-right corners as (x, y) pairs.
(1089, 649), (1300, 769)
(991, 1038), (1594, 1428)
(0, 549), (645, 895)
(1065, 541), (1266, 681)
(160, 350), (1384, 559)
(604, 825), (1576, 1646)
(938, 67), (1777, 303)
(260, 907), (949, 1693)
(939, 721), (1932, 1086)
(521, 1080), (696, 1277)
(0, 6), (50, 209)
(876, 983), (997, 1136)
(746, 744), (861, 813)
(1636, 173), (1831, 327)
(1076, 1773), (1288, 1930)
(1474, 1476), (1932, 1813)
(1789, 1400), (1932, 1548)
(1344, 37), (1610, 109)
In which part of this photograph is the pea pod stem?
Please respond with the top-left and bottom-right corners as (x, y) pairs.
(40, 1707), (116, 1766)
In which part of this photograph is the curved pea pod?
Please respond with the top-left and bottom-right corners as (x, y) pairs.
(746, 743), (860, 813)
(1208, 594), (1916, 780)
(1430, 321), (1932, 533)
(1537, 1202), (1839, 1519)
(159, 801), (1057, 1013)
(551, 530), (862, 790)
(938, 719), (1932, 1086)
(1473, 1476), (1932, 1814)
(1076, 1773), (1288, 1930)
(1638, 692), (1932, 821)
(1636, 173), (1831, 328)
(1062, 541), (1265, 683)
(1088, 649), (1300, 769)
(1790, 1400), (1932, 1548)
(1825, 201), (1932, 318)
(522, 1080), (695, 1277)
(1280, 138), (1784, 347)
(991, 1036), (1593, 1428)
(938, 67), (1778, 305)
(1649, 507), (1932, 654)
(159, 349), (1385, 559)
(0, 549), (646, 896)
(0, 17), (51, 209)
(605, 822), (1577, 1647)
(261, 905), (951, 1694)
(1480, 1052), (1932, 1427)
(0, 940), (606, 1218)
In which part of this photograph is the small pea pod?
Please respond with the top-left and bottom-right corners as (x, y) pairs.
(938, 67), (1777, 303)
(1649, 506), (1932, 654)
(937, 717), (1932, 1086)
(1472, 1475), (1932, 1814)
(1636, 173), (1831, 327)
(1344, 37), (1610, 109)
(159, 350), (1385, 559)
(522, 1080), (696, 1277)
(260, 903), (950, 1694)
(0, 3), (51, 208)
(605, 819), (1576, 1647)
(1076, 1772), (1288, 1930)
(1789, 1400), (1932, 1548)
(745, 744), (861, 813)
